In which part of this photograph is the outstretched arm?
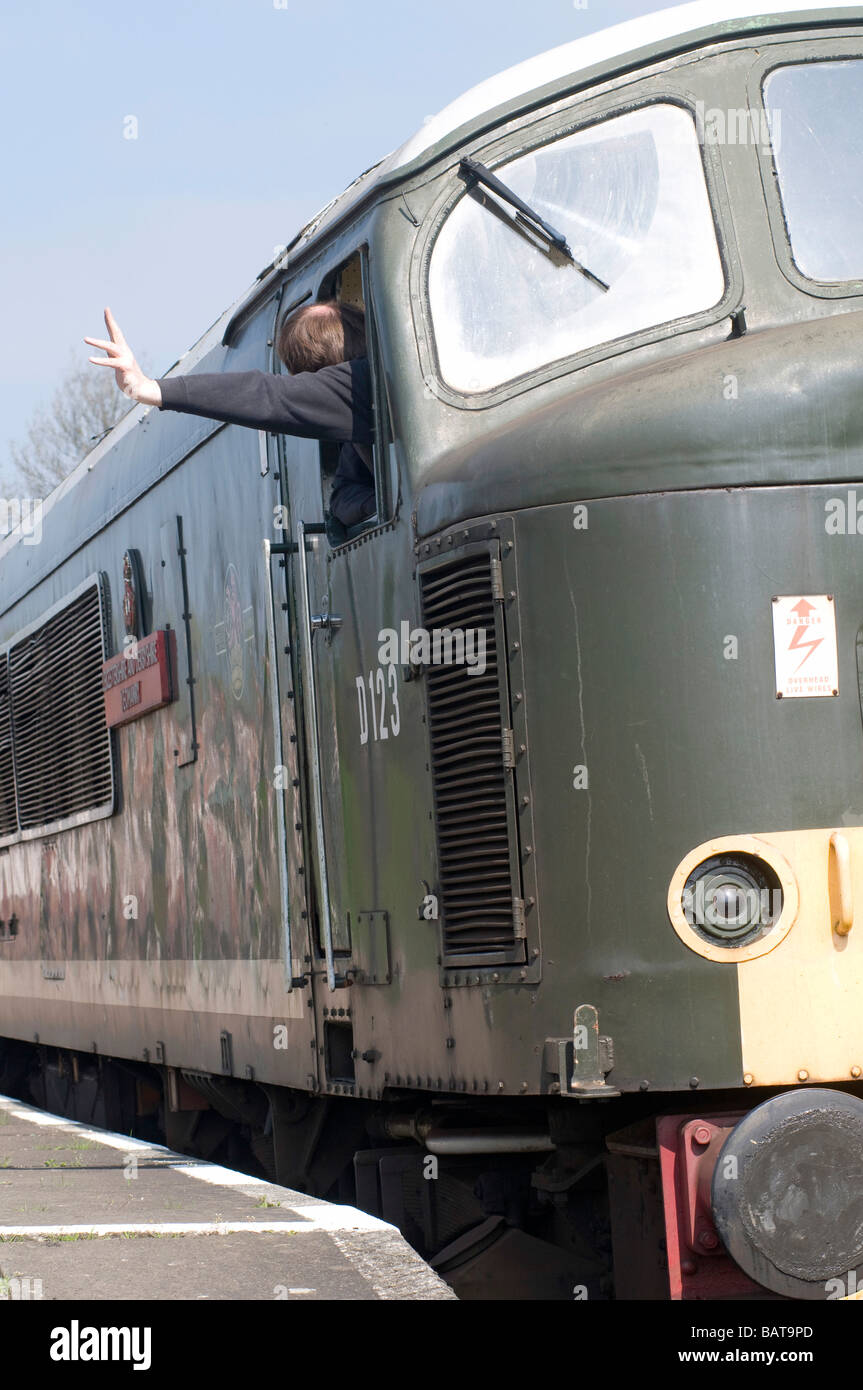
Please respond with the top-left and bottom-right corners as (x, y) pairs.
(85, 307), (373, 444)
(157, 358), (373, 444)
(84, 308), (162, 407)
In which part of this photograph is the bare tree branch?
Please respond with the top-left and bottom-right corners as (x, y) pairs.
(4, 355), (150, 500)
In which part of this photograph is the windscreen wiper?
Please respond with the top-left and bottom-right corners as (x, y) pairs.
(459, 155), (609, 293)
(461, 154), (608, 290)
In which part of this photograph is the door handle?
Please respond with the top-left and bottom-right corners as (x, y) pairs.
(830, 830), (854, 936)
(310, 612), (343, 631)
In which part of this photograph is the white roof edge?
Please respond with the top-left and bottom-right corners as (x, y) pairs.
(287, 0), (861, 259)
(390, 0), (862, 168)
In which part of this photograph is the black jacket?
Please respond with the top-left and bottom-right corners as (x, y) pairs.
(158, 357), (375, 526)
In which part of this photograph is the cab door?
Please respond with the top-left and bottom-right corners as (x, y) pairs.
(288, 255), (400, 993)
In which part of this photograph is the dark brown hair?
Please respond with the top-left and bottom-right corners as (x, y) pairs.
(277, 300), (366, 375)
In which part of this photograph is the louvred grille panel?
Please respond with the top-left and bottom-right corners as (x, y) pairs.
(5, 581), (113, 833)
(0, 660), (16, 837)
(420, 549), (524, 963)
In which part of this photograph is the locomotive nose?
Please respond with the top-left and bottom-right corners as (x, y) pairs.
(711, 1088), (863, 1299)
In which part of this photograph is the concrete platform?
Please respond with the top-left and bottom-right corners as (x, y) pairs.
(0, 1094), (456, 1301)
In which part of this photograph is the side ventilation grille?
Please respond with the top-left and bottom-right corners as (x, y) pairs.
(0, 660), (16, 837)
(419, 547), (524, 965)
(3, 579), (114, 837)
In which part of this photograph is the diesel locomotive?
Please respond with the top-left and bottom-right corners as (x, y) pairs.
(2, 0), (863, 1299)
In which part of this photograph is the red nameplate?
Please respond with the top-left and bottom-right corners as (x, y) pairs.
(102, 630), (176, 729)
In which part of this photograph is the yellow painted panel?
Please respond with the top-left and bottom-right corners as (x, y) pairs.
(738, 828), (863, 1086)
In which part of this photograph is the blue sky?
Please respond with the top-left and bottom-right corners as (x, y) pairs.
(1, 0), (676, 474)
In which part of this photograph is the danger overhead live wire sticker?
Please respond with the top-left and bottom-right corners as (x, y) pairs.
(771, 594), (839, 699)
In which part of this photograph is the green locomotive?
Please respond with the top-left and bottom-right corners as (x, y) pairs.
(1, 0), (862, 1299)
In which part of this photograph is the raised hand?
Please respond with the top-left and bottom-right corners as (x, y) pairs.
(85, 308), (161, 407)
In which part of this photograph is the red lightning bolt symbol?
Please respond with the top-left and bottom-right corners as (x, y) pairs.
(789, 624), (823, 671)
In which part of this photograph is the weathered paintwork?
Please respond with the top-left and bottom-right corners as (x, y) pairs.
(1, 8), (862, 1119)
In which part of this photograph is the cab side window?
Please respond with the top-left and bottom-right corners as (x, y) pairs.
(317, 250), (395, 545)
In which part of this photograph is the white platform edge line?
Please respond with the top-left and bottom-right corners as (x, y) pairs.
(0, 1222), (369, 1237)
(0, 1095), (393, 1234)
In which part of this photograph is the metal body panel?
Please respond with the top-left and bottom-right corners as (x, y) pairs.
(510, 482), (863, 1089)
(1, 18), (863, 1135)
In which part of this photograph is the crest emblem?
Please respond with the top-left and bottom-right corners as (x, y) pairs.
(213, 564), (255, 699)
(122, 549), (146, 639)
(224, 564), (245, 699)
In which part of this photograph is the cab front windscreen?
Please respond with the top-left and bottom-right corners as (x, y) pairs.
(763, 58), (863, 285)
(427, 102), (725, 395)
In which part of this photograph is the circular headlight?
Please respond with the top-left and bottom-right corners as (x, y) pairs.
(682, 853), (782, 948)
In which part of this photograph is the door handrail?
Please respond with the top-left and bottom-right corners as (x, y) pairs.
(296, 520), (345, 991)
(262, 537), (304, 990)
